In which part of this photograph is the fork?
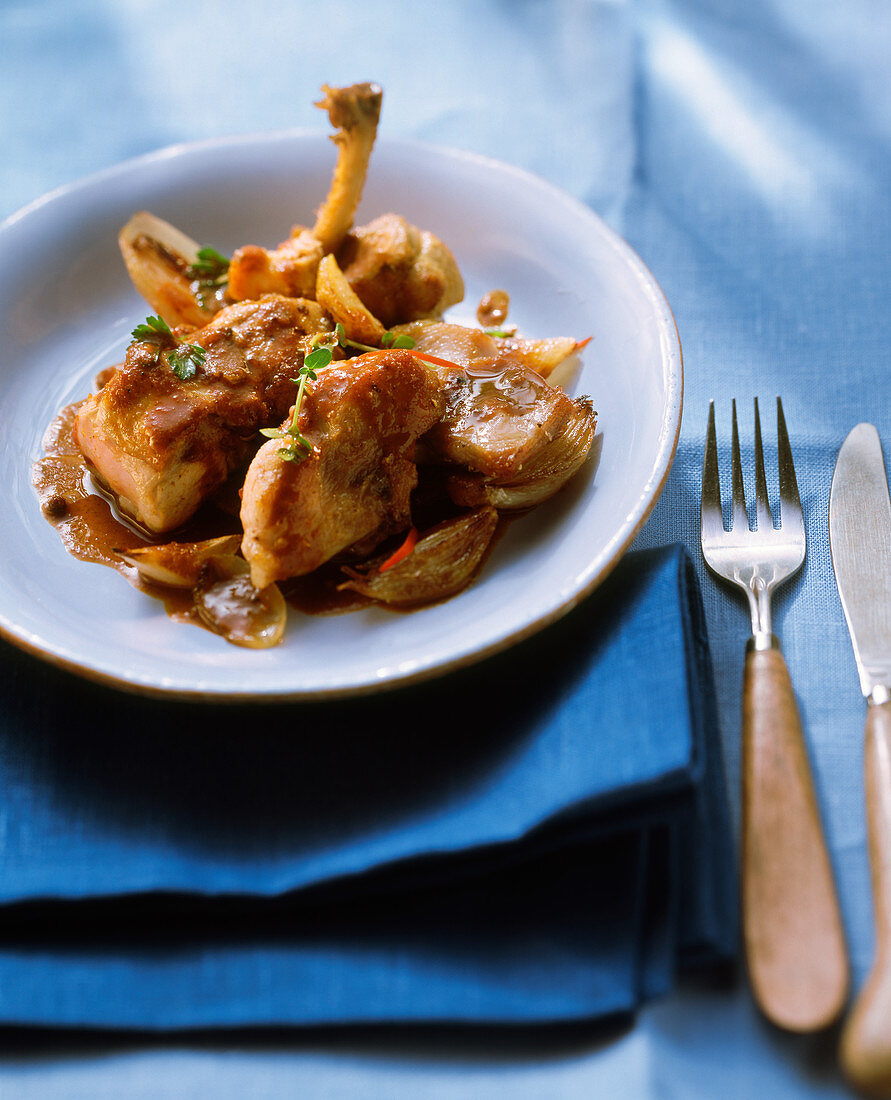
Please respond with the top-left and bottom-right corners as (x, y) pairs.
(701, 397), (849, 1032)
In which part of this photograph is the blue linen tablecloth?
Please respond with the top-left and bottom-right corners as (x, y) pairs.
(2, 0), (890, 1096)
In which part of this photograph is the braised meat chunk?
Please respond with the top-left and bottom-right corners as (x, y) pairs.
(227, 82), (382, 302)
(227, 229), (324, 303)
(75, 295), (330, 532)
(241, 349), (445, 589)
(311, 82), (384, 252)
(336, 214), (464, 328)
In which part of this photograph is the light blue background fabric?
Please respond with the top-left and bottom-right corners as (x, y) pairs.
(2, 0), (890, 1095)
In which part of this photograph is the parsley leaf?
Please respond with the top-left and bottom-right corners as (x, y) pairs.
(130, 314), (206, 381)
(380, 330), (415, 349)
(168, 343), (207, 381)
(316, 322), (415, 356)
(131, 315), (174, 346)
(261, 348), (334, 465)
(187, 246), (229, 281)
(303, 346), (333, 373)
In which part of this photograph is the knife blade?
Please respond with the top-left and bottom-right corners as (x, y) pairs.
(830, 423), (891, 701)
(830, 423), (891, 1096)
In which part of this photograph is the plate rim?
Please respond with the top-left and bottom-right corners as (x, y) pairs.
(0, 131), (683, 702)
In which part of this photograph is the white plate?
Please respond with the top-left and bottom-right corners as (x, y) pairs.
(0, 133), (682, 700)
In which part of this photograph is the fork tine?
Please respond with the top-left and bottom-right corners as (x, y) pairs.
(753, 397), (773, 531)
(701, 401), (725, 541)
(730, 399), (750, 530)
(776, 397), (804, 534)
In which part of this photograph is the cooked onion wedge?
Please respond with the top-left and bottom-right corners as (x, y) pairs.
(340, 507), (498, 606)
(118, 211), (218, 328)
(447, 400), (596, 510)
(492, 335), (582, 382)
(315, 252), (386, 345)
(116, 535), (242, 588)
(394, 321), (583, 387)
(193, 555), (286, 648)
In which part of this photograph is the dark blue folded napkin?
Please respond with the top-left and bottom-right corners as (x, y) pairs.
(0, 544), (734, 1029)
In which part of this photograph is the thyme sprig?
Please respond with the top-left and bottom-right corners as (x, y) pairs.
(130, 315), (207, 381)
(312, 322), (416, 357)
(259, 346), (332, 463)
(258, 325), (418, 465)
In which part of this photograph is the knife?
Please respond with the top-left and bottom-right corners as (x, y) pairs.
(830, 423), (891, 1095)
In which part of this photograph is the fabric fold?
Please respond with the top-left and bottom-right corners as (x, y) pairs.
(0, 545), (735, 1028)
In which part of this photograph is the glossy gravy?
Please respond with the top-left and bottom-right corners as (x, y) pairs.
(32, 403), (367, 632)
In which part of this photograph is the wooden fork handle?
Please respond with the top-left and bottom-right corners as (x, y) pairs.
(841, 699), (891, 1097)
(741, 641), (849, 1031)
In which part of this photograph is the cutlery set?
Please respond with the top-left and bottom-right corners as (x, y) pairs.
(701, 403), (891, 1094)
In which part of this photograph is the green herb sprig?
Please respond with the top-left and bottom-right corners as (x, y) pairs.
(186, 246), (230, 308)
(130, 315), (207, 381)
(259, 345), (332, 463)
(313, 322), (416, 357)
(380, 328), (416, 350)
(258, 325), (418, 465)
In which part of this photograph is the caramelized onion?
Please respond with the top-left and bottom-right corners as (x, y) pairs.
(193, 555), (286, 648)
(491, 335), (581, 381)
(115, 535), (242, 588)
(315, 252), (386, 345)
(447, 399), (596, 510)
(339, 507), (498, 606)
(118, 211), (219, 328)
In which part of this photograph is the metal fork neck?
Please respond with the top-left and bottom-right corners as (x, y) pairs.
(743, 575), (773, 641)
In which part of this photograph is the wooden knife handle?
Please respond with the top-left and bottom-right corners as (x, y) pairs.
(741, 642), (849, 1031)
(841, 698), (891, 1097)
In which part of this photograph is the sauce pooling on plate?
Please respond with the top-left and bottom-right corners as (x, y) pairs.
(33, 401), (372, 627)
(32, 401), (252, 632)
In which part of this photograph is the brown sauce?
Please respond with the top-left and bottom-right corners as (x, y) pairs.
(284, 562), (372, 616)
(33, 404), (452, 635)
(34, 403), (148, 579)
(476, 288), (510, 329)
(34, 397), (510, 642)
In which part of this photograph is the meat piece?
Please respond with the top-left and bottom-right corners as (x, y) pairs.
(240, 350), (444, 588)
(443, 403), (596, 511)
(336, 214), (465, 327)
(227, 82), (382, 301)
(75, 295), (330, 532)
(311, 82), (383, 252)
(227, 229), (324, 302)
